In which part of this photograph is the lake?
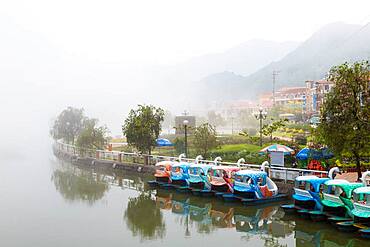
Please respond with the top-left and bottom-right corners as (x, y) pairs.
(0, 146), (367, 247)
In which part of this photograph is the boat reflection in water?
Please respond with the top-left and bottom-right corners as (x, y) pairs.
(52, 162), (369, 246)
(155, 189), (369, 246)
(155, 189), (292, 240)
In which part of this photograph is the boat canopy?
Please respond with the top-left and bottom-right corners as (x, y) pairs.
(210, 166), (240, 177)
(155, 160), (174, 167)
(189, 164), (214, 174)
(235, 170), (267, 184)
(294, 176), (329, 192)
(321, 180), (351, 208)
(324, 179), (350, 186)
(354, 186), (370, 195)
(171, 162), (191, 173)
(332, 183), (363, 198)
(295, 175), (319, 182)
(236, 170), (267, 178)
(211, 165), (240, 172)
(172, 162), (190, 168)
(322, 179), (351, 196)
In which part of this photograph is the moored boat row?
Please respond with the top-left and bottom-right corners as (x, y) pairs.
(147, 155), (288, 205)
(281, 169), (370, 238)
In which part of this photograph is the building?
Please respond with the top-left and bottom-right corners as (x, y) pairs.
(259, 87), (306, 110)
(304, 79), (334, 117)
(274, 87), (306, 107)
(259, 92), (273, 108)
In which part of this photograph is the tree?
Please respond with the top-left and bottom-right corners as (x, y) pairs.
(51, 107), (85, 144)
(122, 105), (164, 154)
(124, 193), (165, 240)
(239, 129), (261, 145)
(261, 118), (288, 142)
(173, 137), (185, 155)
(76, 119), (109, 150)
(193, 123), (218, 158)
(318, 61), (370, 180)
(52, 167), (109, 205)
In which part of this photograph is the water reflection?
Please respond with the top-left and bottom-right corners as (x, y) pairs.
(154, 189), (292, 244)
(153, 190), (368, 246)
(50, 161), (369, 246)
(51, 165), (110, 204)
(124, 193), (166, 241)
(51, 162), (147, 205)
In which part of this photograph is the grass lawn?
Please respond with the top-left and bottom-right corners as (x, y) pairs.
(273, 131), (294, 138)
(214, 143), (261, 153)
(110, 138), (126, 143)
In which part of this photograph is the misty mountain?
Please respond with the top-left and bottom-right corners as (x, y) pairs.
(199, 22), (370, 100)
(166, 40), (300, 82)
(196, 71), (246, 101)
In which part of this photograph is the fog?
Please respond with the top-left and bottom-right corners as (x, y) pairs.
(1, 0), (370, 155)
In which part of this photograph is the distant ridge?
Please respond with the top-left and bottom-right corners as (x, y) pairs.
(197, 22), (370, 101)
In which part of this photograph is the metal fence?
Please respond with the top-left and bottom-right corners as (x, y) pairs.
(54, 141), (328, 183)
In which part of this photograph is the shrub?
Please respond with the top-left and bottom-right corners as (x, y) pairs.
(294, 135), (307, 145)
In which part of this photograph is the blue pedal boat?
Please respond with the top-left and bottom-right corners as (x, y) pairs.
(351, 172), (370, 226)
(322, 180), (362, 221)
(171, 162), (191, 192)
(188, 163), (214, 196)
(291, 175), (329, 211)
(223, 168), (286, 205)
(325, 171), (370, 231)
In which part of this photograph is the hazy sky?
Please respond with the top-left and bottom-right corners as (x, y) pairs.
(1, 0), (370, 65)
(1, 0), (370, 141)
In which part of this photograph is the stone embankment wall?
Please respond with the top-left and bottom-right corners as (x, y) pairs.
(53, 146), (294, 195)
(53, 147), (156, 174)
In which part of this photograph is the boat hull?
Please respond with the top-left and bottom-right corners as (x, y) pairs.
(280, 204), (296, 214)
(241, 194), (289, 206)
(336, 221), (357, 232)
(359, 228), (370, 239)
(155, 176), (170, 183)
(308, 210), (327, 222)
(211, 184), (230, 193)
(147, 180), (160, 187)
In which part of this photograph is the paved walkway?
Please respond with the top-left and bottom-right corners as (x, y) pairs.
(336, 172), (360, 182)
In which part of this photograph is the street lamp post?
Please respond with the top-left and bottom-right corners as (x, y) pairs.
(253, 107), (267, 147)
(183, 119), (189, 157)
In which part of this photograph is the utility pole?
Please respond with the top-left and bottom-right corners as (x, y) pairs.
(183, 119), (189, 157)
(231, 117), (234, 135)
(254, 107), (267, 147)
(272, 70), (280, 107)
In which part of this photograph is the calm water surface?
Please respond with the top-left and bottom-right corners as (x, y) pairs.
(0, 146), (368, 247)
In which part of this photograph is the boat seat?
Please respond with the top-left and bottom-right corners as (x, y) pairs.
(259, 185), (273, 197)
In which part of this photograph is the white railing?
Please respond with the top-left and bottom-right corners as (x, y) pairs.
(294, 188), (313, 199)
(54, 141), (328, 183)
(323, 193), (343, 205)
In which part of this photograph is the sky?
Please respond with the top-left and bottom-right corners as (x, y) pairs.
(1, 0), (370, 143)
(1, 0), (370, 65)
